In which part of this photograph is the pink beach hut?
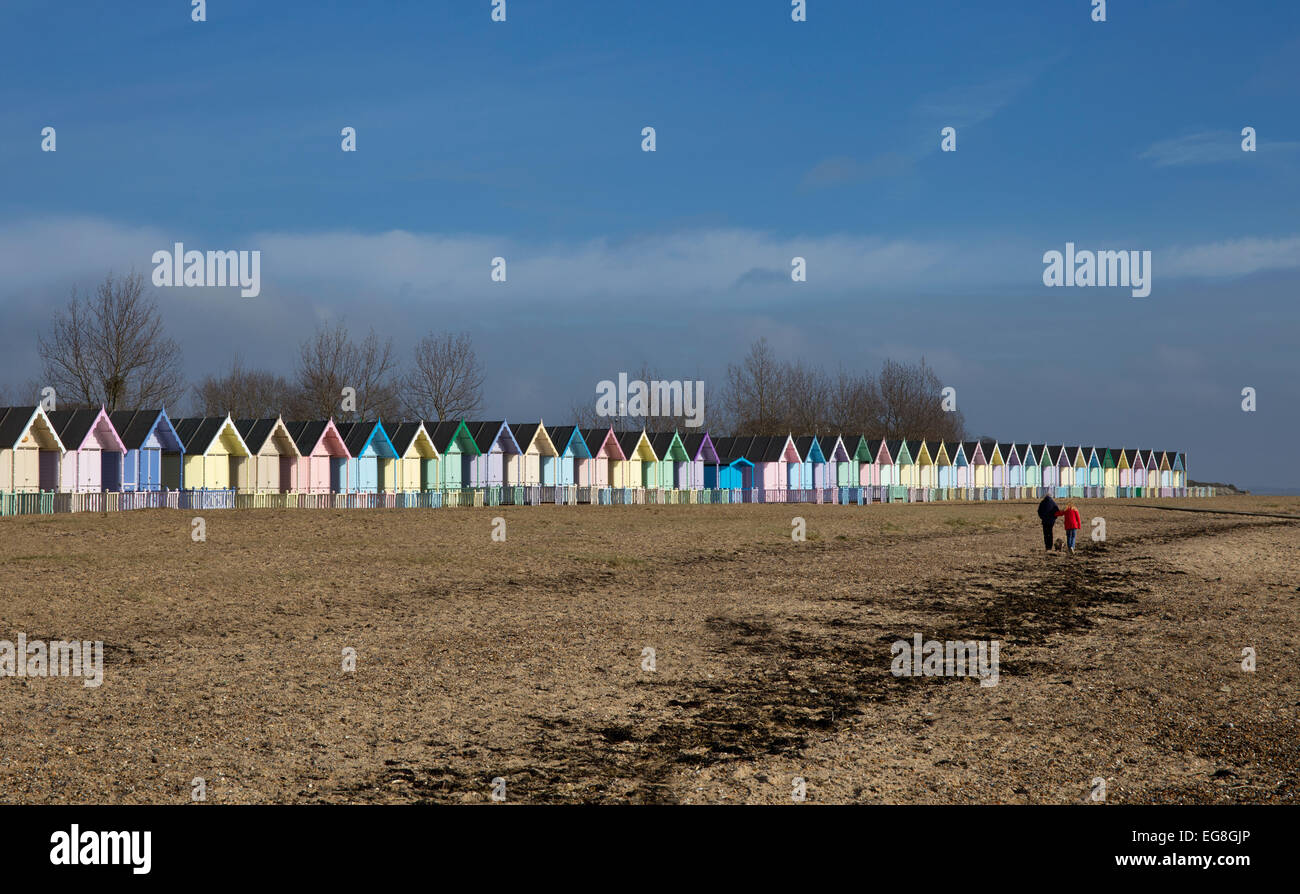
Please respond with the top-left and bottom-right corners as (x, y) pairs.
(46, 407), (127, 492)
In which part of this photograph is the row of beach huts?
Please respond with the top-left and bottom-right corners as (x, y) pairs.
(0, 405), (1205, 515)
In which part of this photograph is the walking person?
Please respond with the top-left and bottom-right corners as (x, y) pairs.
(1037, 492), (1059, 552)
(1056, 500), (1082, 554)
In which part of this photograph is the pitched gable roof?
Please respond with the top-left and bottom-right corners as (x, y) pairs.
(580, 427), (622, 459)
(681, 432), (718, 463)
(387, 422), (438, 457)
(0, 406), (65, 451)
(547, 425), (591, 459)
(47, 408), (124, 453)
(108, 409), (183, 452)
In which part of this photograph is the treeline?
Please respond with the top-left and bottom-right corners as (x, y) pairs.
(717, 338), (966, 440)
(10, 272), (967, 443)
(20, 272), (485, 422)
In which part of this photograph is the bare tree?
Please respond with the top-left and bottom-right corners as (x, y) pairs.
(37, 271), (185, 411)
(287, 322), (402, 421)
(402, 331), (485, 422)
(721, 337), (784, 434)
(779, 359), (831, 434)
(192, 356), (294, 418)
(827, 368), (883, 436)
(875, 357), (965, 441)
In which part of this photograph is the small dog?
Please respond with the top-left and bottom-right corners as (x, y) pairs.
(1054, 538), (1064, 552)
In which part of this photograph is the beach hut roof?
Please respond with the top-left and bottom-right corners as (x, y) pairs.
(681, 432), (719, 463)
(387, 422), (439, 458)
(614, 429), (656, 461)
(580, 427), (623, 460)
(173, 415), (249, 456)
(866, 438), (889, 462)
(463, 420), (521, 455)
(510, 421), (558, 456)
(334, 420), (398, 459)
(234, 417), (301, 456)
(47, 407), (126, 453)
(711, 437), (754, 467)
(648, 431), (689, 461)
(794, 436), (827, 463)
(905, 439), (934, 463)
(427, 420), (479, 455)
(547, 425), (592, 459)
(108, 408), (183, 452)
(737, 435), (785, 463)
(817, 435), (848, 461)
(0, 406), (66, 451)
(283, 420), (348, 457)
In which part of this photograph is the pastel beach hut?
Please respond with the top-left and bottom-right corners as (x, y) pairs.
(1147, 449), (1162, 492)
(1172, 452), (1186, 490)
(509, 422), (560, 487)
(708, 437), (755, 490)
(986, 442), (1007, 489)
(613, 429), (657, 489)
(47, 408), (126, 492)
(1102, 448), (1119, 491)
(682, 432), (719, 491)
(1050, 444), (1070, 489)
(1086, 447), (1103, 489)
(548, 425), (592, 487)
(1070, 446), (1089, 492)
(889, 439), (915, 488)
(1001, 443), (1024, 489)
(580, 427), (622, 488)
(0, 406), (65, 493)
(819, 435), (854, 488)
(1157, 451), (1173, 490)
(387, 422), (439, 492)
(1019, 444), (1039, 490)
(843, 436), (871, 486)
(862, 439), (892, 488)
(233, 417), (301, 493)
(946, 441), (969, 489)
(648, 431), (691, 489)
(428, 420), (480, 490)
(109, 409), (184, 492)
(173, 415), (250, 491)
(743, 435), (799, 494)
(464, 421), (523, 489)
(932, 440), (952, 490)
(908, 439), (936, 490)
(793, 436), (828, 490)
(334, 421), (399, 493)
(1038, 445), (1058, 490)
(284, 419), (351, 493)
(961, 441), (988, 489)
(1119, 448), (1138, 491)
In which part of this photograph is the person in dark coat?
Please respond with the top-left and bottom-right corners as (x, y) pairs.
(1037, 493), (1060, 551)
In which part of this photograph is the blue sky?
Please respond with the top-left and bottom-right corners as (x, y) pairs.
(1, 1), (1297, 488)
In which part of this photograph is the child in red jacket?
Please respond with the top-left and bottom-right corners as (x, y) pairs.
(1056, 501), (1082, 553)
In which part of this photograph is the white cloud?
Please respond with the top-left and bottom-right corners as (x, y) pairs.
(1160, 235), (1300, 277)
(1140, 130), (1300, 167)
